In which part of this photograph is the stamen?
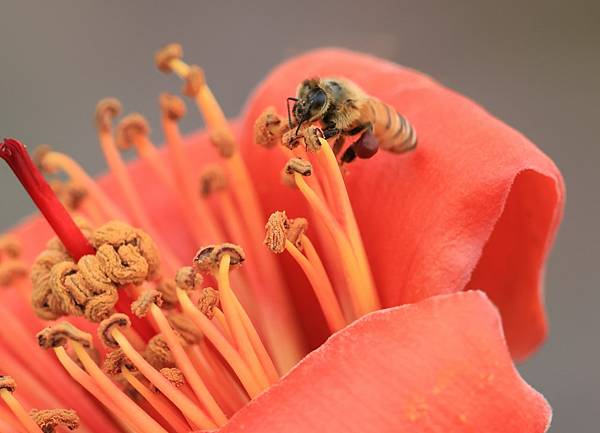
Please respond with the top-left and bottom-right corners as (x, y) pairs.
(174, 266), (202, 291)
(254, 107), (289, 149)
(0, 138), (95, 260)
(34, 147), (127, 221)
(159, 92), (225, 243)
(292, 172), (375, 316)
(121, 367), (191, 433)
(0, 377), (44, 433)
(0, 234), (21, 259)
(176, 287), (262, 397)
(155, 44), (304, 367)
(37, 323), (169, 433)
(265, 212), (345, 331)
(94, 99), (180, 272)
(37, 323), (92, 349)
(198, 287), (220, 319)
(216, 253), (271, 388)
(110, 327), (217, 429)
(315, 137), (379, 310)
(29, 408), (80, 433)
(119, 111), (225, 249)
(285, 157), (313, 176)
(0, 258), (28, 287)
(149, 302), (228, 426)
(51, 346), (143, 433)
(97, 313), (131, 348)
(71, 339), (169, 433)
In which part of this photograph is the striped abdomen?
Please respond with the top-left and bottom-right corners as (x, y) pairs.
(365, 98), (417, 153)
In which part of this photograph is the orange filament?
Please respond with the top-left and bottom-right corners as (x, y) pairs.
(285, 238), (346, 332)
(230, 294), (280, 383)
(177, 287), (262, 397)
(186, 345), (244, 415)
(96, 124), (180, 273)
(217, 255), (272, 388)
(212, 307), (234, 342)
(0, 389), (43, 433)
(41, 151), (127, 221)
(121, 367), (191, 433)
(161, 111), (225, 243)
(126, 130), (218, 246)
(53, 346), (138, 432)
(71, 340), (169, 433)
(163, 55), (303, 369)
(110, 327), (216, 430)
(293, 172), (376, 316)
(149, 303), (228, 426)
(316, 138), (380, 310)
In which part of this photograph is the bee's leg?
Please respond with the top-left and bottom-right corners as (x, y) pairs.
(340, 146), (357, 164)
(332, 135), (346, 156)
(323, 127), (340, 139)
(322, 121), (341, 139)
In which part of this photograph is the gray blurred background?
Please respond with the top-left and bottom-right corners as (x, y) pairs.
(1, 1), (598, 431)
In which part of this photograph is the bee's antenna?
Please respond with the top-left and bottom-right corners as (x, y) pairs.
(286, 97), (298, 129)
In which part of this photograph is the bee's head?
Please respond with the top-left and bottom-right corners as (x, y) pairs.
(292, 80), (329, 127)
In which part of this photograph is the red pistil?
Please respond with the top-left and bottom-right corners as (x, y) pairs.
(0, 138), (95, 260)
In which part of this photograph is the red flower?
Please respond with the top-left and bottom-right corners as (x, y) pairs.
(0, 47), (562, 432)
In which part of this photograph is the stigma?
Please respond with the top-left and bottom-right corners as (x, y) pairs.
(0, 42), (413, 433)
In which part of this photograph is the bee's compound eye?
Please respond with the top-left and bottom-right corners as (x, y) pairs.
(311, 90), (326, 110)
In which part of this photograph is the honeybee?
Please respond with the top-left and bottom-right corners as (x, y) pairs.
(287, 77), (417, 163)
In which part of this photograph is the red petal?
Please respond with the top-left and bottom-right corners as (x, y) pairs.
(220, 291), (551, 433)
(239, 48), (565, 358)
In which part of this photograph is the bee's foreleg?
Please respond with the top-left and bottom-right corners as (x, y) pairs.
(322, 126), (340, 139)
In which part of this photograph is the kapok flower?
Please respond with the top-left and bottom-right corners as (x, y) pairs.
(0, 46), (563, 433)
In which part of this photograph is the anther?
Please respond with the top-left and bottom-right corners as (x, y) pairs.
(131, 290), (163, 318)
(285, 158), (313, 176)
(193, 243), (245, 273)
(198, 287), (220, 319)
(98, 313), (131, 348)
(264, 211), (288, 254)
(303, 126), (324, 152)
(95, 98), (122, 132)
(209, 127), (236, 158)
(155, 43), (183, 73)
(182, 65), (205, 97)
(116, 113), (151, 150)
(0, 234), (21, 259)
(168, 313), (203, 344)
(254, 107), (288, 148)
(282, 129), (303, 150)
(159, 93), (187, 120)
(156, 278), (178, 307)
(199, 164), (228, 197)
(286, 217), (308, 249)
(144, 334), (175, 370)
(175, 266), (202, 291)
(0, 376), (16, 393)
(102, 349), (135, 376)
(159, 368), (185, 388)
(32, 144), (54, 173)
(0, 259), (28, 286)
(30, 408), (80, 433)
(37, 323), (93, 349)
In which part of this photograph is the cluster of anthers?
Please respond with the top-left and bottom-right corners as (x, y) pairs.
(0, 42), (413, 433)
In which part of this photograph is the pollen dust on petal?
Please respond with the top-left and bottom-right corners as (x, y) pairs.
(403, 394), (429, 422)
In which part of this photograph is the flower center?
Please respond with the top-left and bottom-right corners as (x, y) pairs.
(0, 43), (415, 433)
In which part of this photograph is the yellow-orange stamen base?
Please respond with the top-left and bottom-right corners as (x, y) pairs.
(0, 388), (43, 433)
